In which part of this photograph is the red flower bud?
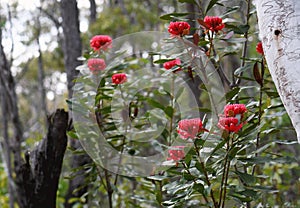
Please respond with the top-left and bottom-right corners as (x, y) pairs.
(163, 58), (182, 72)
(203, 16), (225, 33)
(87, 58), (106, 72)
(168, 21), (191, 36)
(256, 42), (264, 55)
(90, 35), (112, 52)
(112, 73), (127, 85)
(167, 146), (185, 161)
(224, 104), (247, 117)
(177, 118), (207, 139)
(218, 117), (243, 133)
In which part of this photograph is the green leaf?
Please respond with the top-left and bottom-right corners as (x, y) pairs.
(153, 58), (175, 64)
(178, 0), (196, 4)
(147, 98), (165, 110)
(205, 0), (219, 15)
(230, 193), (252, 202)
(228, 146), (240, 160)
(147, 175), (169, 181)
(234, 64), (252, 76)
(238, 156), (297, 164)
(225, 87), (240, 102)
(225, 24), (250, 34)
(160, 13), (190, 21)
(193, 183), (205, 194)
(195, 161), (204, 173)
(67, 130), (79, 139)
(183, 171), (196, 180)
(210, 139), (227, 156)
(164, 106), (174, 118)
(235, 171), (256, 184)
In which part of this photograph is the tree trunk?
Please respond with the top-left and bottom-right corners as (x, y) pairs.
(1, 11), (69, 208)
(60, 1), (92, 207)
(0, 23), (23, 208)
(14, 109), (68, 208)
(89, 0), (97, 24)
(60, 0), (82, 98)
(254, 0), (300, 142)
(36, 14), (48, 123)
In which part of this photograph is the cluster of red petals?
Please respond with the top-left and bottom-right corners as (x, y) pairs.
(224, 104), (247, 117)
(203, 16), (225, 32)
(112, 73), (127, 85)
(87, 58), (106, 72)
(177, 118), (207, 139)
(218, 104), (247, 133)
(90, 35), (112, 51)
(163, 58), (181, 72)
(168, 21), (191, 36)
(167, 146), (185, 161)
(256, 42), (264, 55)
(218, 117), (243, 133)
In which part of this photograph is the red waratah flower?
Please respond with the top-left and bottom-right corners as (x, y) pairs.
(256, 42), (264, 55)
(112, 73), (127, 85)
(177, 118), (207, 139)
(87, 58), (106, 72)
(168, 21), (191, 36)
(163, 59), (181, 72)
(218, 117), (243, 133)
(167, 146), (185, 161)
(90, 35), (112, 52)
(203, 16), (225, 33)
(224, 104), (247, 117)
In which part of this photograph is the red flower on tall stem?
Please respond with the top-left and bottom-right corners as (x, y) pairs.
(90, 35), (112, 52)
(203, 16), (225, 33)
(177, 118), (207, 139)
(256, 42), (264, 55)
(218, 117), (243, 133)
(167, 146), (185, 161)
(224, 104), (247, 117)
(87, 58), (106, 72)
(168, 21), (190, 36)
(112, 73), (127, 85)
(163, 59), (181, 72)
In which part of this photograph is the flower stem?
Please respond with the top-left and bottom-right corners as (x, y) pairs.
(194, 143), (218, 208)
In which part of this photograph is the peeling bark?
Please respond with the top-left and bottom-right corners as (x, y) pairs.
(254, 0), (300, 142)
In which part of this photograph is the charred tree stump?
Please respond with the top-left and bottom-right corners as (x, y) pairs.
(14, 109), (68, 208)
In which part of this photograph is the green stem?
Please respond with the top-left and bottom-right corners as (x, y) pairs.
(221, 137), (232, 208)
(104, 169), (113, 208)
(252, 62), (264, 176)
(194, 143), (218, 208)
(235, 0), (252, 86)
(168, 74), (175, 146)
(114, 85), (129, 185)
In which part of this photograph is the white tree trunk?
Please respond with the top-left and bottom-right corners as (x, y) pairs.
(254, 0), (300, 142)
